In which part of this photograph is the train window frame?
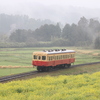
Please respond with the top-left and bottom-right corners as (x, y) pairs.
(34, 55), (37, 59)
(42, 56), (46, 60)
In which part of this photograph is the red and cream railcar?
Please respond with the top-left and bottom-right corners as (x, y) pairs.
(32, 49), (75, 71)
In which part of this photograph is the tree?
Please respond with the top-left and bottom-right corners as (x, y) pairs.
(77, 17), (92, 46)
(34, 24), (61, 41)
(78, 16), (88, 28)
(9, 29), (27, 42)
(89, 18), (100, 33)
(0, 34), (9, 42)
(94, 36), (100, 49)
(62, 24), (71, 39)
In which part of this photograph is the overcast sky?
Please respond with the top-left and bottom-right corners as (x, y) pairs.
(1, 0), (100, 8)
(0, 0), (100, 24)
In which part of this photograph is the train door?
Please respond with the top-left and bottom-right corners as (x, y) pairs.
(52, 55), (55, 66)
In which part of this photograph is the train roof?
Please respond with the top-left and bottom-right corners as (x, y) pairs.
(33, 49), (75, 55)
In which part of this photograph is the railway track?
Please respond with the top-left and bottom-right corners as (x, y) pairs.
(0, 71), (38, 83)
(0, 61), (100, 83)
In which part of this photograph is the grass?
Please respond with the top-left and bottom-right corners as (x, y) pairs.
(0, 47), (100, 77)
(0, 68), (36, 77)
(53, 64), (100, 76)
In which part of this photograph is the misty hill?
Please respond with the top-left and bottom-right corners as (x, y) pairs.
(0, 14), (54, 34)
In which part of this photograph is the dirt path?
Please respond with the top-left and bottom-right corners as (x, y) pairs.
(0, 66), (33, 68)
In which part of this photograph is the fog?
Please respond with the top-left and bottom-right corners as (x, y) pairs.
(0, 0), (100, 24)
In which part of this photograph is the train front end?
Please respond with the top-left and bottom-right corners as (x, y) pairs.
(32, 51), (48, 67)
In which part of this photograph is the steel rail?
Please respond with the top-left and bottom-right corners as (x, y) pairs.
(0, 71), (38, 83)
(0, 61), (100, 83)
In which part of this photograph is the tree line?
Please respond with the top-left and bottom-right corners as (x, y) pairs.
(0, 16), (100, 48)
(0, 13), (53, 34)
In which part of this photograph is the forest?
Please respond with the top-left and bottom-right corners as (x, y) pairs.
(0, 14), (100, 48)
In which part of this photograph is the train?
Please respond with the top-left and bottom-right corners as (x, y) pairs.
(32, 49), (75, 71)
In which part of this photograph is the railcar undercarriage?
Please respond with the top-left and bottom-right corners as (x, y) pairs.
(37, 64), (71, 72)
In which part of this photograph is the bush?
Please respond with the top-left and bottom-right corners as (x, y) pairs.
(0, 72), (100, 100)
(51, 38), (70, 46)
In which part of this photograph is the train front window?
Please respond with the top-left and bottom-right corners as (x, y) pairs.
(38, 56), (41, 60)
(34, 55), (37, 59)
(42, 56), (46, 60)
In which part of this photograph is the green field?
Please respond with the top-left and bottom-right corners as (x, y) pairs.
(0, 47), (100, 77)
(0, 68), (36, 77)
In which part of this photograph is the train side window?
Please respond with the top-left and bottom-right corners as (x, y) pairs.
(50, 57), (51, 61)
(49, 56), (52, 61)
(64, 55), (66, 59)
(60, 55), (62, 59)
(38, 56), (41, 60)
(57, 56), (59, 60)
(53, 56), (54, 60)
(49, 57), (51, 61)
(65, 55), (66, 58)
(52, 56), (54, 60)
(67, 55), (68, 58)
(58, 56), (59, 60)
(59, 56), (60, 60)
(51, 56), (52, 60)
(67, 55), (69, 58)
(64, 55), (65, 58)
(34, 55), (37, 59)
(56, 56), (58, 60)
(61, 55), (62, 59)
(63, 55), (64, 59)
(65, 55), (67, 58)
(42, 56), (46, 60)
(55, 56), (56, 60)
